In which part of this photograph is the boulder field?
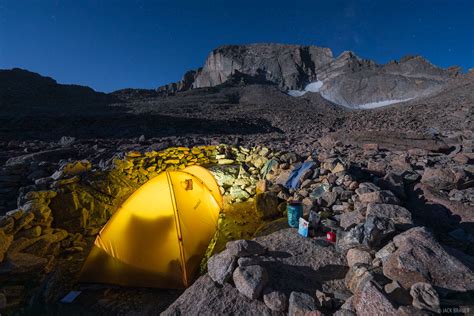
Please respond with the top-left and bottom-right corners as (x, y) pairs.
(0, 135), (473, 314)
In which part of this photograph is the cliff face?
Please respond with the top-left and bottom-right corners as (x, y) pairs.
(192, 44), (333, 90)
(156, 43), (459, 108)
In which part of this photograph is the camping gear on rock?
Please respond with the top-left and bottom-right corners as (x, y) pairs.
(298, 218), (309, 237)
(287, 201), (303, 228)
(321, 218), (338, 232)
(285, 161), (316, 189)
(308, 211), (320, 230)
(60, 291), (81, 303)
(326, 231), (337, 242)
(79, 165), (223, 289)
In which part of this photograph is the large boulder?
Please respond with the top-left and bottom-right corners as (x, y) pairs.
(255, 192), (281, 219)
(366, 203), (413, 229)
(421, 167), (463, 190)
(383, 227), (474, 291)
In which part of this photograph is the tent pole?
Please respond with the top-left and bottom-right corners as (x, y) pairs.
(166, 172), (189, 287)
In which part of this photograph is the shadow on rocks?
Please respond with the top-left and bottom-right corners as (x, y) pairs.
(258, 260), (348, 297)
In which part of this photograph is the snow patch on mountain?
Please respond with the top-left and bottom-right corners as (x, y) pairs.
(288, 80), (323, 96)
(356, 98), (414, 109)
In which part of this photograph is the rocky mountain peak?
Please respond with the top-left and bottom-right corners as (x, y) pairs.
(155, 43), (456, 109)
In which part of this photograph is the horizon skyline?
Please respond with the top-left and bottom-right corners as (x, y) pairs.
(2, 42), (470, 94)
(1, 0), (473, 92)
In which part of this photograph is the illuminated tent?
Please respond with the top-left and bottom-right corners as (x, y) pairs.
(79, 165), (223, 289)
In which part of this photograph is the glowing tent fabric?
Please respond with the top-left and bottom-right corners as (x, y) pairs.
(79, 166), (222, 289)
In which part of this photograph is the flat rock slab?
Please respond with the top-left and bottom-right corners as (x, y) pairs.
(162, 275), (273, 316)
(253, 228), (348, 294)
(163, 228), (348, 315)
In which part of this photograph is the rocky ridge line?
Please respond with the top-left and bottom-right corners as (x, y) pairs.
(155, 43), (460, 108)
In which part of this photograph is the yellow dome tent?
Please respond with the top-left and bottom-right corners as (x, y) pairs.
(79, 165), (223, 289)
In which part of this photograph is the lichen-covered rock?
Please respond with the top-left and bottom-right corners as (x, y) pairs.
(12, 212), (34, 234)
(0, 216), (14, 234)
(229, 186), (251, 200)
(21, 200), (52, 220)
(0, 230), (14, 262)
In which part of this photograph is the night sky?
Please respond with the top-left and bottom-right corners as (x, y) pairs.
(1, 0), (473, 92)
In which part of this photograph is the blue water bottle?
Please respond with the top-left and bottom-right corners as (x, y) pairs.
(287, 201), (303, 228)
